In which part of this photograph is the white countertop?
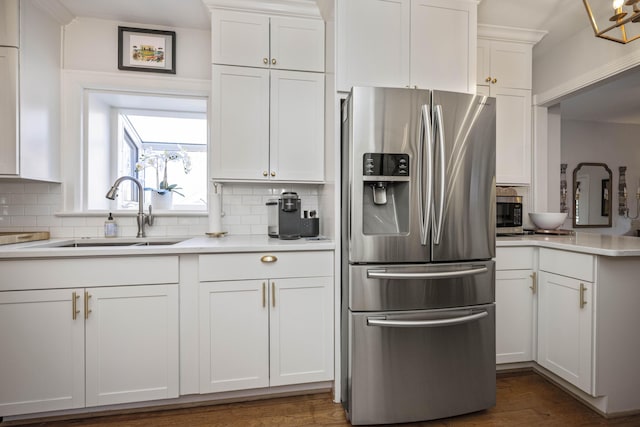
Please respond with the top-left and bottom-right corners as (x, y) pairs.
(0, 235), (335, 259)
(497, 232), (640, 256)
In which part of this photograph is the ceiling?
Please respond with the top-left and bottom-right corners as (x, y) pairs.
(56, 0), (640, 125)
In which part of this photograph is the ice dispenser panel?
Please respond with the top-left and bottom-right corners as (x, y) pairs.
(362, 153), (410, 235)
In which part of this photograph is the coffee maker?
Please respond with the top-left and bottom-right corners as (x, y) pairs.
(267, 192), (319, 239)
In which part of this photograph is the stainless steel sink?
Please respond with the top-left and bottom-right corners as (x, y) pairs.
(19, 238), (186, 249)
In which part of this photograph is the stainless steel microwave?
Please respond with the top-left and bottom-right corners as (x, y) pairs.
(496, 195), (523, 235)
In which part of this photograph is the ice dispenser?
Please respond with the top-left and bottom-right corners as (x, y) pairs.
(362, 153), (410, 235)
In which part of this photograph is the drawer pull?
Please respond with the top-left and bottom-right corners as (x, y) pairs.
(262, 282), (266, 308)
(272, 281), (276, 307)
(260, 255), (278, 263)
(579, 283), (587, 309)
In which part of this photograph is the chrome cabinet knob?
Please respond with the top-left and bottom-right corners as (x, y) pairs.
(263, 171), (268, 177)
(270, 171), (276, 177)
(271, 58), (277, 65)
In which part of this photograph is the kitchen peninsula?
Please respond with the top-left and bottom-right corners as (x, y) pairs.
(496, 232), (640, 417)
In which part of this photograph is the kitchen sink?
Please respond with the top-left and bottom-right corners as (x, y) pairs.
(19, 238), (187, 249)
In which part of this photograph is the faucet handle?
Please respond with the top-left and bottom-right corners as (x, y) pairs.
(146, 205), (154, 226)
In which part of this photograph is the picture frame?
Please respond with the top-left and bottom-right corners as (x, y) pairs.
(601, 178), (610, 217)
(118, 26), (176, 74)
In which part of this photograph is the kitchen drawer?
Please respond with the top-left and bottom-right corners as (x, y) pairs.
(496, 247), (534, 270)
(0, 256), (179, 291)
(198, 251), (333, 282)
(539, 248), (594, 282)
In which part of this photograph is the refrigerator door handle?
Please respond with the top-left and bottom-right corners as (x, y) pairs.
(419, 103), (433, 246)
(367, 266), (488, 279)
(433, 104), (446, 245)
(367, 311), (488, 328)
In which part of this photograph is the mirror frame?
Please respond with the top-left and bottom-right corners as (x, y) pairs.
(572, 162), (613, 228)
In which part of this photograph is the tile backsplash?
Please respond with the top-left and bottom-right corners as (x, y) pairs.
(0, 182), (319, 238)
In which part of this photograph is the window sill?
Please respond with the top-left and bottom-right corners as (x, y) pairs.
(55, 210), (207, 217)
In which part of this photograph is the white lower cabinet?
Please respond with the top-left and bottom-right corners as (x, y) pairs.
(495, 247), (536, 364)
(537, 248), (595, 395)
(0, 284), (179, 417)
(0, 289), (85, 416)
(198, 251), (333, 393)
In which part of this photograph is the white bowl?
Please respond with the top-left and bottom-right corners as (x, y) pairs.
(529, 212), (568, 230)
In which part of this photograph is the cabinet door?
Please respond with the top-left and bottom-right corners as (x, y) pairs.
(476, 39), (491, 86)
(85, 285), (179, 407)
(0, 289), (84, 416)
(0, 46), (18, 175)
(211, 10), (269, 68)
(199, 280), (269, 393)
(269, 277), (333, 386)
(495, 87), (531, 185)
(496, 270), (535, 364)
(337, 0), (410, 91)
(410, 0), (476, 93)
(0, 0), (19, 47)
(270, 70), (325, 182)
(211, 65), (270, 180)
(489, 41), (532, 90)
(537, 271), (594, 394)
(270, 16), (324, 72)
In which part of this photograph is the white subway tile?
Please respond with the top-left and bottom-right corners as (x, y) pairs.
(241, 195), (262, 205)
(11, 194), (38, 205)
(11, 216), (37, 227)
(226, 224), (251, 235)
(24, 205), (50, 216)
(74, 227), (100, 238)
(62, 217), (87, 227)
(24, 183), (51, 194)
(37, 215), (62, 227)
(0, 183), (25, 193)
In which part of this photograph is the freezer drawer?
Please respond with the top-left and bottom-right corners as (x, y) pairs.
(345, 304), (496, 425)
(349, 260), (494, 311)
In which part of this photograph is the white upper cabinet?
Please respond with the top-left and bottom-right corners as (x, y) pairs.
(337, 0), (476, 92)
(477, 33), (535, 186)
(410, 0), (476, 92)
(211, 65), (324, 182)
(477, 39), (532, 90)
(0, 0), (19, 47)
(212, 9), (324, 72)
(0, 1), (60, 181)
(337, 0), (410, 90)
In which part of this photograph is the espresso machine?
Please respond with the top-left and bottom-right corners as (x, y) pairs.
(267, 192), (319, 239)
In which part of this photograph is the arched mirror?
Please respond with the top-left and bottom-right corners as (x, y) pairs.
(573, 162), (612, 228)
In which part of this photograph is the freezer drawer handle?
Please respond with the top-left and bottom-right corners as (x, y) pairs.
(367, 311), (488, 328)
(367, 266), (488, 280)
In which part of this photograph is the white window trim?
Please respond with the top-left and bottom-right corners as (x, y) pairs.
(60, 69), (210, 214)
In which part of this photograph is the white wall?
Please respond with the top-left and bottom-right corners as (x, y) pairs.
(561, 119), (640, 235)
(64, 17), (211, 80)
(533, 22), (640, 102)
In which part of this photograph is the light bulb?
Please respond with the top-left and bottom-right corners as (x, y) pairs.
(613, 0), (624, 9)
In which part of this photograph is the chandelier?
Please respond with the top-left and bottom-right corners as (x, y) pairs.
(584, 0), (640, 44)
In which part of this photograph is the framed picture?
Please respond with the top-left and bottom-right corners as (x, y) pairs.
(118, 27), (176, 74)
(601, 179), (610, 217)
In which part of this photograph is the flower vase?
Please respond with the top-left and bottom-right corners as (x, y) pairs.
(151, 191), (173, 210)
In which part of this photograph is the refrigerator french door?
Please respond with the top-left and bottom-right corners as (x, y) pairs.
(341, 87), (497, 425)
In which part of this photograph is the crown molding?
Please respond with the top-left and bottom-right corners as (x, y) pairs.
(33, 0), (75, 25)
(201, 0), (321, 18)
(478, 24), (547, 45)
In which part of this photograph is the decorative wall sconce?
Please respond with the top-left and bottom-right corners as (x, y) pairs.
(560, 163), (568, 213)
(619, 166), (640, 218)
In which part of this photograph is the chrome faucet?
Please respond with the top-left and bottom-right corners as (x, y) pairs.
(105, 176), (153, 237)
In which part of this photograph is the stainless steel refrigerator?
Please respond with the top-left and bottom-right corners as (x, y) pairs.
(340, 87), (497, 425)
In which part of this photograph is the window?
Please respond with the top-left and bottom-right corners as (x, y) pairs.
(84, 90), (208, 212)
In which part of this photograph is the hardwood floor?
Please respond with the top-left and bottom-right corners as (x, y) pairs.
(10, 372), (640, 426)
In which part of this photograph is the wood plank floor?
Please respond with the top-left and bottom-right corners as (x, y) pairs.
(10, 372), (640, 426)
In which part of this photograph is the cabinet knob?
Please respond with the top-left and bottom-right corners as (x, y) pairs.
(491, 78), (498, 84)
(271, 58), (277, 65)
(271, 171), (276, 177)
(485, 76), (491, 83)
(261, 255), (278, 263)
(263, 57), (268, 64)
(263, 171), (268, 177)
